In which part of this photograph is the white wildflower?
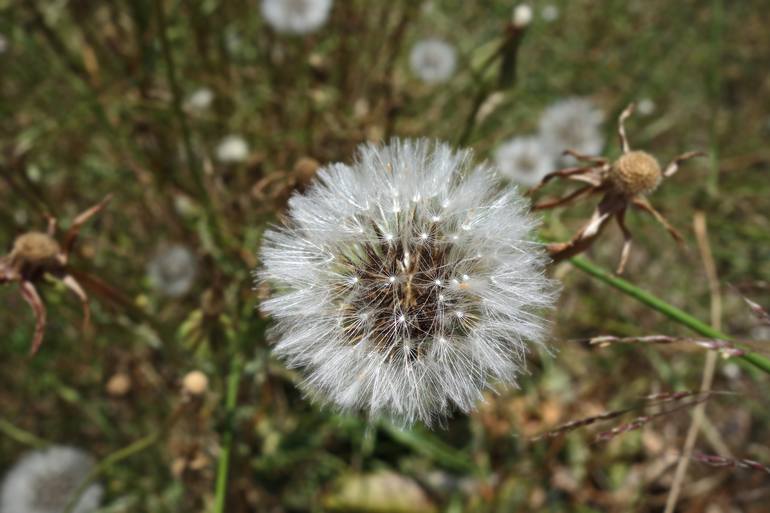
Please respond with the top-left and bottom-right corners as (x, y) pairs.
(494, 136), (554, 187)
(541, 5), (559, 22)
(216, 135), (250, 164)
(257, 139), (556, 425)
(539, 97), (605, 161)
(261, 0), (333, 35)
(637, 98), (656, 116)
(512, 4), (533, 28)
(185, 87), (214, 112)
(0, 446), (102, 513)
(409, 39), (457, 85)
(147, 244), (197, 297)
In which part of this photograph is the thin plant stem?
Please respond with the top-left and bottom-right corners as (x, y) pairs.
(664, 212), (720, 513)
(213, 353), (244, 513)
(569, 256), (770, 376)
(0, 418), (49, 449)
(62, 432), (160, 513)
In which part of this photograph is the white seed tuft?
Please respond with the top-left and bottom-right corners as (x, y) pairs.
(409, 39), (457, 85)
(539, 97), (605, 163)
(494, 136), (555, 187)
(261, 0), (333, 35)
(257, 139), (557, 425)
(147, 244), (197, 298)
(0, 446), (102, 513)
(215, 135), (250, 164)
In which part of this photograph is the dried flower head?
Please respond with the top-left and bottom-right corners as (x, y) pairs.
(261, 0), (333, 35)
(531, 103), (703, 273)
(0, 446), (102, 513)
(409, 39), (457, 85)
(215, 135), (250, 164)
(539, 97), (604, 161)
(147, 244), (197, 298)
(258, 139), (556, 425)
(182, 370), (209, 396)
(0, 196), (110, 354)
(494, 136), (554, 187)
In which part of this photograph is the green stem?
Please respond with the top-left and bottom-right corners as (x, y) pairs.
(63, 432), (160, 513)
(213, 353), (243, 513)
(0, 418), (49, 449)
(569, 256), (770, 375)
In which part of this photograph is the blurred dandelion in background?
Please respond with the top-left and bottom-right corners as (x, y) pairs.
(0, 446), (102, 513)
(409, 38), (457, 85)
(261, 0), (334, 35)
(184, 87), (214, 112)
(258, 139), (557, 425)
(539, 97), (605, 162)
(512, 4), (533, 28)
(147, 244), (197, 298)
(541, 4), (560, 22)
(494, 136), (555, 187)
(637, 98), (656, 116)
(215, 135), (250, 164)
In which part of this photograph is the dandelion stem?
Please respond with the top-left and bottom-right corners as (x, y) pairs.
(213, 353), (243, 513)
(0, 418), (49, 449)
(62, 432), (160, 513)
(569, 256), (770, 376)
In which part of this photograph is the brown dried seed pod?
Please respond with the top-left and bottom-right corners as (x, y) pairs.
(10, 232), (62, 271)
(610, 150), (662, 196)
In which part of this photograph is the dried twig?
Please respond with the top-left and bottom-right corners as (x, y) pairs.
(575, 334), (745, 357)
(692, 453), (770, 475)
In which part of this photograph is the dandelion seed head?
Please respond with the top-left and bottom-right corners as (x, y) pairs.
(0, 446), (102, 513)
(258, 138), (557, 425)
(541, 4), (559, 22)
(512, 4), (533, 28)
(185, 87), (214, 112)
(637, 98), (656, 116)
(147, 244), (197, 298)
(215, 135), (250, 164)
(494, 136), (554, 187)
(409, 39), (457, 85)
(611, 150), (662, 196)
(261, 0), (333, 35)
(539, 97), (605, 162)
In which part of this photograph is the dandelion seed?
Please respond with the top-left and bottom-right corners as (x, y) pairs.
(147, 244), (197, 297)
(539, 97), (605, 162)
(258, 138), (557, 425)
(512, 4), (533, 28)
(409, 39), (457, 85)
(215, 135), (250, 164)
(261, 0), (333, 35)
(0, 446), (102, 513)
(185, 87), (214, 112)
(494, 136), (555, 187)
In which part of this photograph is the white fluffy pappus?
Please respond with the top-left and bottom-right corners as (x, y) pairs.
(215, 135), (250, 164)
(261, 0), (333, 35)
(409, 38), (457, 85)
(494, 136), (554, 187)
(185, 87), (214, 112)
(257, 139), (557, 425)
(538, 97), (605, 161)
(147, 244), (197, 297)
(0, 446), (102, 513)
